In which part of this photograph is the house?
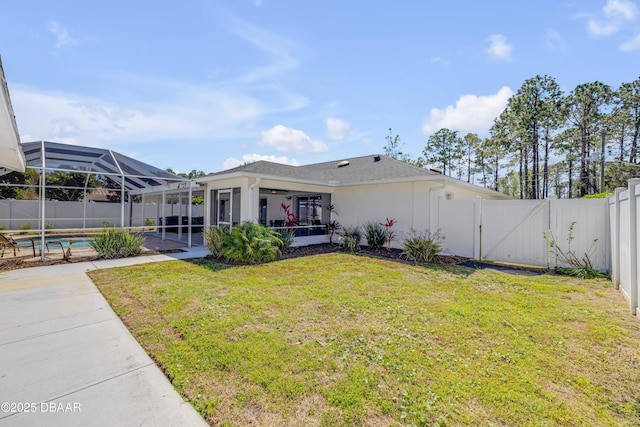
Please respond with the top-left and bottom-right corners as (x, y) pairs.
(196, 154), (510, 247)
(85, 187), (117, 202)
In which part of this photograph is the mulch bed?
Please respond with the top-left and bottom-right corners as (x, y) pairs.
(283, 243), (467, 264)
(1, 243), (467, 272)
(200, 243), (468, 267)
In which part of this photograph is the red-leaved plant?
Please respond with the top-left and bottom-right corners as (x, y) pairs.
(380, 217), (396, 250)
(281, 203), (299, 226)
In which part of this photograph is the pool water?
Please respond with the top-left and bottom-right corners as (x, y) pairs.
(34, 237), (94, 251)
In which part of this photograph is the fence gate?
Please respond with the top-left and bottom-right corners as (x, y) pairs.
(479, 199), (549, 267)
(438, 199), (477, 258)
(437, 197), (608, 270)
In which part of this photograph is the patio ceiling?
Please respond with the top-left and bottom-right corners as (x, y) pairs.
(0, 57), (26, 172)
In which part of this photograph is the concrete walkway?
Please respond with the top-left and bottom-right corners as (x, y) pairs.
(0, 248), (210, 426)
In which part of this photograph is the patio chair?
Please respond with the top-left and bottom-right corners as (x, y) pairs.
(0, 233), (36, 258)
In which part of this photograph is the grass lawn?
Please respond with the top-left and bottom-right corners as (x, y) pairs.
(89, 253), (640, 426)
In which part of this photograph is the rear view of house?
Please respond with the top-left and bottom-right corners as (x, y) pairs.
(197, 154), (510, 247)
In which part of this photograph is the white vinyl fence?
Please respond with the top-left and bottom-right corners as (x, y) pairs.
(608, 179), (640, 316)
(437, 197), (608, 272)
(0, 199), (204, 230)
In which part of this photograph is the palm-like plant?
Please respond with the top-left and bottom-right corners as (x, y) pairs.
(221, 222), (282, 264)
(363, 222), (386, 249)
(90, 228), (145, 259)
(205, 226), (229, 258)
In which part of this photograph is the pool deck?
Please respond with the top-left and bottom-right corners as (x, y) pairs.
(1, 234), (202, 267)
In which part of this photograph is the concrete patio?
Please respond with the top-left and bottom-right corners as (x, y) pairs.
(0, 248), (209, 426)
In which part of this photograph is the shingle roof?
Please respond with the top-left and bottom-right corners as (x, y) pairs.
(206, 154), (439, 185)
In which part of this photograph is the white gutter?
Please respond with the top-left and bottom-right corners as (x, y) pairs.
(196, 170), (510, 200)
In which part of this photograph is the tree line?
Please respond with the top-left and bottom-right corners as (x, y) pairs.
(0, 167), (207, 202)
(386, 75), (640, 199)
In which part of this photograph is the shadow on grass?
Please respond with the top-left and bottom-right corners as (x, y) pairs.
(188, 257), (235, 272)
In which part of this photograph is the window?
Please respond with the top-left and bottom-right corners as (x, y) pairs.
(296, 195), (322, 224)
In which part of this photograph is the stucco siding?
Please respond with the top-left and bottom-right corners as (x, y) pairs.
(333, 182), (428, 247)
(333, 180), (501, 247)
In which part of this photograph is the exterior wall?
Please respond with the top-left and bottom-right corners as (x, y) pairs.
(263, 194), (290, 224)
(333, 179), (501, 248)
(333, 181), (430, 247)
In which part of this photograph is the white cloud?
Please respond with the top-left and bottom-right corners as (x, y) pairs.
(325, 118), (350, 140)
(222, 153), (298, 170)
(422, 86), (514, 136)
(620, 32), (640, 49)
(261, 125), (328, 154)
(222, 18), (300, 85)
(604, 0), (637, 20)
(49, 21), (79, 50)
(587, 20), (619, 36)
(430, 56), (449, 65)
(587, 0), (637, 37)
(12, 82), (265, 147)
(486, 34), (513, 62)
(546, 29), (568, 51)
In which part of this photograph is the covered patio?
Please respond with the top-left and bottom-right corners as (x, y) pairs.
(199, 168), (334, 246)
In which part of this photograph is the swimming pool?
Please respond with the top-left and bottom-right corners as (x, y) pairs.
(34, 237), (94, 251)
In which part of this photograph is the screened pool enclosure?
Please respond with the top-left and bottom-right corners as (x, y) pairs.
(0, 141), (204, 260)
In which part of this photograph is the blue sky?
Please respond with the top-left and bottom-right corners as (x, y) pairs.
(1, 0), (639, 173)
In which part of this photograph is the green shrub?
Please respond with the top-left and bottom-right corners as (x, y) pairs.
(581, 191), (612, 199)
(19, 223), (32, 231)
(363, 222), (386, 249)
(144, 218), (156, 231)
(90, 228), (145, 259)
(221, 222), (282, 264)
(340, 225), (362, 253)
(205, 226), (229, 258)
(275, 228), (296, 252)
(402, 229), (443, 264)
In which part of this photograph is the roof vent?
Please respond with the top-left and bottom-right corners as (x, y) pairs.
(429, 167), (443, 174)
(373, 155), (381, 162)
(337, 160), (350, 168)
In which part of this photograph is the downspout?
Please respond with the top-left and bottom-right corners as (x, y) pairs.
(248, 177), (261, 222)
(428, 181), (447, 233)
